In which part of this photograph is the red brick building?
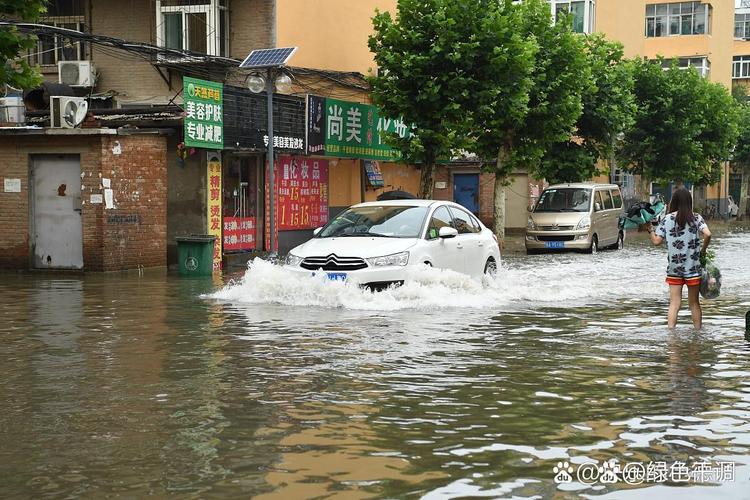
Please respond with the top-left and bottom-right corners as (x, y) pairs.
(0, 130), (168, 270)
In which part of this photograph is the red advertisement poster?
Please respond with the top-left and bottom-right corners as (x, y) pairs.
(223, 217), (256, 251)
(265, 156), (329, 251)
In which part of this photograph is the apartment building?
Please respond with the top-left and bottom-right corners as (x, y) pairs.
(556, 0), (743, 211)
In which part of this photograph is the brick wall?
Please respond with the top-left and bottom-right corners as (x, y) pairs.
(0, 138), (32, 268)
(100, 135), (168, 271)
(230, 0), (275, 60)
(0, 132), (167, 271)
(433, 166), (497, 228)
(90, 0), (169, 104)
(86, 0), (275, 105)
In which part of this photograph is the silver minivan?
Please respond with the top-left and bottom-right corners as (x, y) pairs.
(525, 183), (624, 254)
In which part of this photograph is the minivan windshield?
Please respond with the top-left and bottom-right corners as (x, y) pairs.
(318, 205), (429, 238)
(534, 188), (592, 213)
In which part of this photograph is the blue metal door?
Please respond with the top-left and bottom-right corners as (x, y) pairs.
(453, 173), (479, 213)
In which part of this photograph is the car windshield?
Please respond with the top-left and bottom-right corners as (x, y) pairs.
(318, 205), (429, 238)
(534, 188), (592, 213)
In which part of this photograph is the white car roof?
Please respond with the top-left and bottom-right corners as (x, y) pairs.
(354, 199), (437, 208)
(546, 183), (620, 190)
(352, 199), (472, 210)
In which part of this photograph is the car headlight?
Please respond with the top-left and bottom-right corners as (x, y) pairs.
(285, 253), (303, 266)
(527, 217), (536, 230)
(366, 251), (409, 267)
(576, 215), (591, 230)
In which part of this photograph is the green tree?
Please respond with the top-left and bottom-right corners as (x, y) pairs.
(470, 0), (589, 241)
(538, 34), (635, 184)
(620, 58), (739, 186)
(1, 0), (46, 89)
(368, 0), (534, 198)
(732, 94), (750, 219)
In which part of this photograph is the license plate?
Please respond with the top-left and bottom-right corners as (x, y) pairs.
(326, 272), (347, 281)
(544, 241), (565, 249)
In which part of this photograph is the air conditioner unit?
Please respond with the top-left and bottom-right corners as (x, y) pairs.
(50, 96), (88, 128)
(58, 61), (96, 87)
(0, 97), (25, 124)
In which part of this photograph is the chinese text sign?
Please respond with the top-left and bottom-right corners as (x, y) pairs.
(207, 152), (222, 271)
(184, 77), (223, 149)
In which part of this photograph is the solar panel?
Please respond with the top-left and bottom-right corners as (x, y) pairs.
(239, 47), (298, 69)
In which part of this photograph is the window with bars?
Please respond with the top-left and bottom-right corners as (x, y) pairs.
(733, 56), (750, 79)
(27, 0), (87, 66)
(736, 13), (750, 39)
(547, 0), (595, 33)
(156, 0), (229, 57)
(645, 2), (710, 37)
(660, 57), (711, 78)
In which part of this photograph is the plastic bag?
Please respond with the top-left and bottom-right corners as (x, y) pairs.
(700, 263), (722, 299)
(618, 201), (666, 230)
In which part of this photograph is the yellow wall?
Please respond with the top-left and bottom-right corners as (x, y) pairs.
(327, 158), (362, 207)
(276, 0), (397, 74)
(364, 162), (421, 202)
(597, 0), (734, 89)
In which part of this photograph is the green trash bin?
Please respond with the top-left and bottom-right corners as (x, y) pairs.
(176, 235), (217, 276)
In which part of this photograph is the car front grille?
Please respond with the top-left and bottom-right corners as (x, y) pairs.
(537, 235), (575, 242)
(539, 225), (575, 231)
(300, 254), (368, 271)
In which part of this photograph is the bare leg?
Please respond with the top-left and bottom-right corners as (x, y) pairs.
(668, 284), (683, 328)
(687, 285), (702, 330)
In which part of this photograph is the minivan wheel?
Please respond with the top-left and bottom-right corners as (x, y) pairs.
(614, 232), (624, 250)
(484, 258), (497, 276)
(587, 235), (599, 254)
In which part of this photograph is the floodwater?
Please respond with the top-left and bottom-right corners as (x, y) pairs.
(1, 229), (749, 499)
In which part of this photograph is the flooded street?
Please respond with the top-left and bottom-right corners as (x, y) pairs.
(1, 230), (749, 498)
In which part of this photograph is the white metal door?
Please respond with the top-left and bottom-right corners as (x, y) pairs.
(32, 155), (83, 269)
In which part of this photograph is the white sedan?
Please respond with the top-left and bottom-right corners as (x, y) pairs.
(284, 200), (501, 288)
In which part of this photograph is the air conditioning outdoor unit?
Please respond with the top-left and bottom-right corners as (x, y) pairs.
(58, 61), (96, 87)
(0, 96), (25, 124)
(50, 96), (88, 128)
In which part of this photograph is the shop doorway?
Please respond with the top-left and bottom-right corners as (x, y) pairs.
(223, 155), (260, 251)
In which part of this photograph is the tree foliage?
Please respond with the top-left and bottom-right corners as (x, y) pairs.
(368, 0), (493, 198)
(620, 58), (739, 185)
(538, 34), (635, 184)
(732, 87), (750, 218)
(469, 0), (590, 238)
(1, 0), (46, 89)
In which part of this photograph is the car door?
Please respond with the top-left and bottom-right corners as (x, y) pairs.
(610, 188), (624, 236)
(423, 205), (461, 271)
(599, 189), (616, 245)
(591, 189), (607, 246)
(448, 206), (483, 276)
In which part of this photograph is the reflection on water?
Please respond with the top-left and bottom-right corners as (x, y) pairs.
(0, 230), (749, 498)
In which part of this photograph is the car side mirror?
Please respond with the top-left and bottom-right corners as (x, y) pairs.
(439, 226), (458, 239)
(594, 202), (601, 212)
(313, 227), (323, 236)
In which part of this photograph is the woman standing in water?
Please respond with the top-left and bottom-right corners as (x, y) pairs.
(647, 188), (711, 329)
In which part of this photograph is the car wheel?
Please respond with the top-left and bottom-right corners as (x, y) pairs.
(484, 258), (497, 276)
(587, 235), (598, 255)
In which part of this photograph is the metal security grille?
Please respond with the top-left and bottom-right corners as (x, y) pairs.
(222, 85), (305, 150)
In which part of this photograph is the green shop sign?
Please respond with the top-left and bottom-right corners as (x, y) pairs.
(184, 77), (223, 149)
(306, 95), (411, 161)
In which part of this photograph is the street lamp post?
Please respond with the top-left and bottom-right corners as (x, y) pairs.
(266, 68), (276, 256)
(240, 47), (297, 257)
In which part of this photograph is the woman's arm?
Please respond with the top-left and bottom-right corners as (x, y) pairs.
(647, 224), (663, 246)
(701, 226), (711, 256)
